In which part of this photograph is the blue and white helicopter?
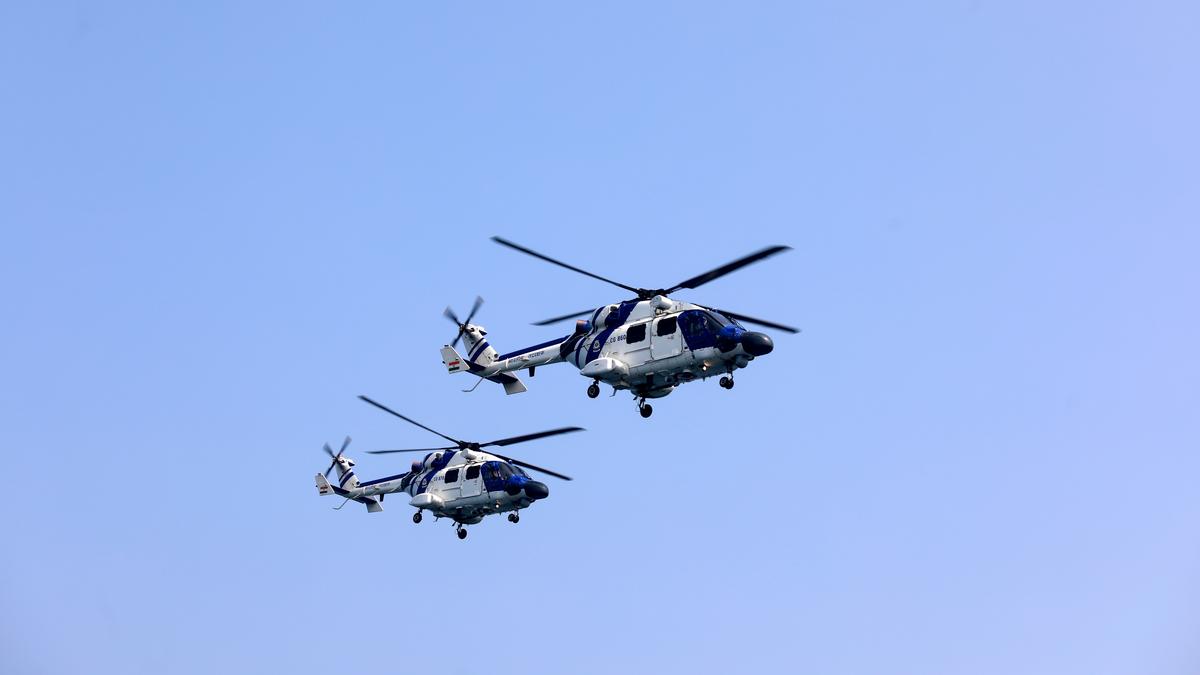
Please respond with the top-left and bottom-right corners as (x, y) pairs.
(439, 238), (799, 417)
(314, 395), (581, 539)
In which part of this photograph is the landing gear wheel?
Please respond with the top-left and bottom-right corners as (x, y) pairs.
(720, 376), (734, 389)
(456, 527), (468, 540)
(639, 403), (654, 418)
(508, 513), (520, 523)
(587, 383), (600, 399)
(412, 511), (423, 524)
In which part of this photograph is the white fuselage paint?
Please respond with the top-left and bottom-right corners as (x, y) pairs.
(454, 296), (762, 398)
(321, 451), (539, 524)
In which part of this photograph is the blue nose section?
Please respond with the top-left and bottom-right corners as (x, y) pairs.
(741, 332), (774, 356)
(523, 481), (550, 500)
(716, 325), (745, 353)
(504, 475), (527, 495)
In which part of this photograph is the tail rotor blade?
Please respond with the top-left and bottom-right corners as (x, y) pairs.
(321, 437), (352, 478)
(463, 296), (484, 326)
(322, 443), (337, 477)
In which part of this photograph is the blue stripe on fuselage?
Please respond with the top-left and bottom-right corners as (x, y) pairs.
(496, 336), (570, 362)
(358, 471), (410, 488)
(469, 340), (490, 362)
(339, 471), (356, 487)
(584, 301), (639, 364)
(417, 451), (457, 494)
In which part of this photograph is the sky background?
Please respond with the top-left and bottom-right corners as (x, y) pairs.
(2, 2), (1198, 673)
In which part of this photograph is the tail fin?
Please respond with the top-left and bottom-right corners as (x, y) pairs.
(442, 346), (469, 374)
(315, 473), (334, 495)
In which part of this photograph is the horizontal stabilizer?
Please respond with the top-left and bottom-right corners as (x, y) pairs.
(502, 376), (527, 395)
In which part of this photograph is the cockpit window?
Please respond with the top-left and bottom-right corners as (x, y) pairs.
(712, 311), (743, 328)
(679, 310), (723, 349)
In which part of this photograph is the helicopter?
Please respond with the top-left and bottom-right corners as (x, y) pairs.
(313, 395), (581, 539)
(438, 237), (799, 417)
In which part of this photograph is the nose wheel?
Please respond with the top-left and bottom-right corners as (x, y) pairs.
(719, 376), (734, 389)
(508, 512), (520, 523)
(412, 511), (423, 524)
(587, 382), (600, 398)
(456, 525), (468, 540)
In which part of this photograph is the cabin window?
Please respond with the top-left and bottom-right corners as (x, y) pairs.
(444, 468), (459, 483)
(627, 323), (647, 344)
(465, 465), (480, 480)
(656, 316), (677, 336)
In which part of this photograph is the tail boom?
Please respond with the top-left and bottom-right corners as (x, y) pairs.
(441, 335), (570, 395)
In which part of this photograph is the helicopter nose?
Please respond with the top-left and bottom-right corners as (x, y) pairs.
(523, 481), (550, 500)
(741, 332), (774, 356)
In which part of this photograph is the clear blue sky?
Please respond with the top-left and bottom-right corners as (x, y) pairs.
(2, 2), (1198, 673)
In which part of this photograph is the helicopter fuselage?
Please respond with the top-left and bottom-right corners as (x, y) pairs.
(317, 449), (550, 525)
(452, 295), (774, 399)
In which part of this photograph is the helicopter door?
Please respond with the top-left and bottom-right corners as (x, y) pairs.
(650, 315), (683, 359)
(622, 321), (651, 360)
(460, 464), (483, 499)
(440, 467), (461, 502)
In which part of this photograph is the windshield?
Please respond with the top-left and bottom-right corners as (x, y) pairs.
(707, 310), (743, 328)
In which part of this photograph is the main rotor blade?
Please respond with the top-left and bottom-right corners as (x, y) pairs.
(362, 446), (456, 451)
(366, 446), (457, 455)
(357, 395), (464, 446)
(487, 451), (573, 481)
(532, 309), (595, 326)
(713, 309), (800, 334)
(480, 426), (585, 448)
(666, 245), (791, 293)
(492, 237), (643, 295)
